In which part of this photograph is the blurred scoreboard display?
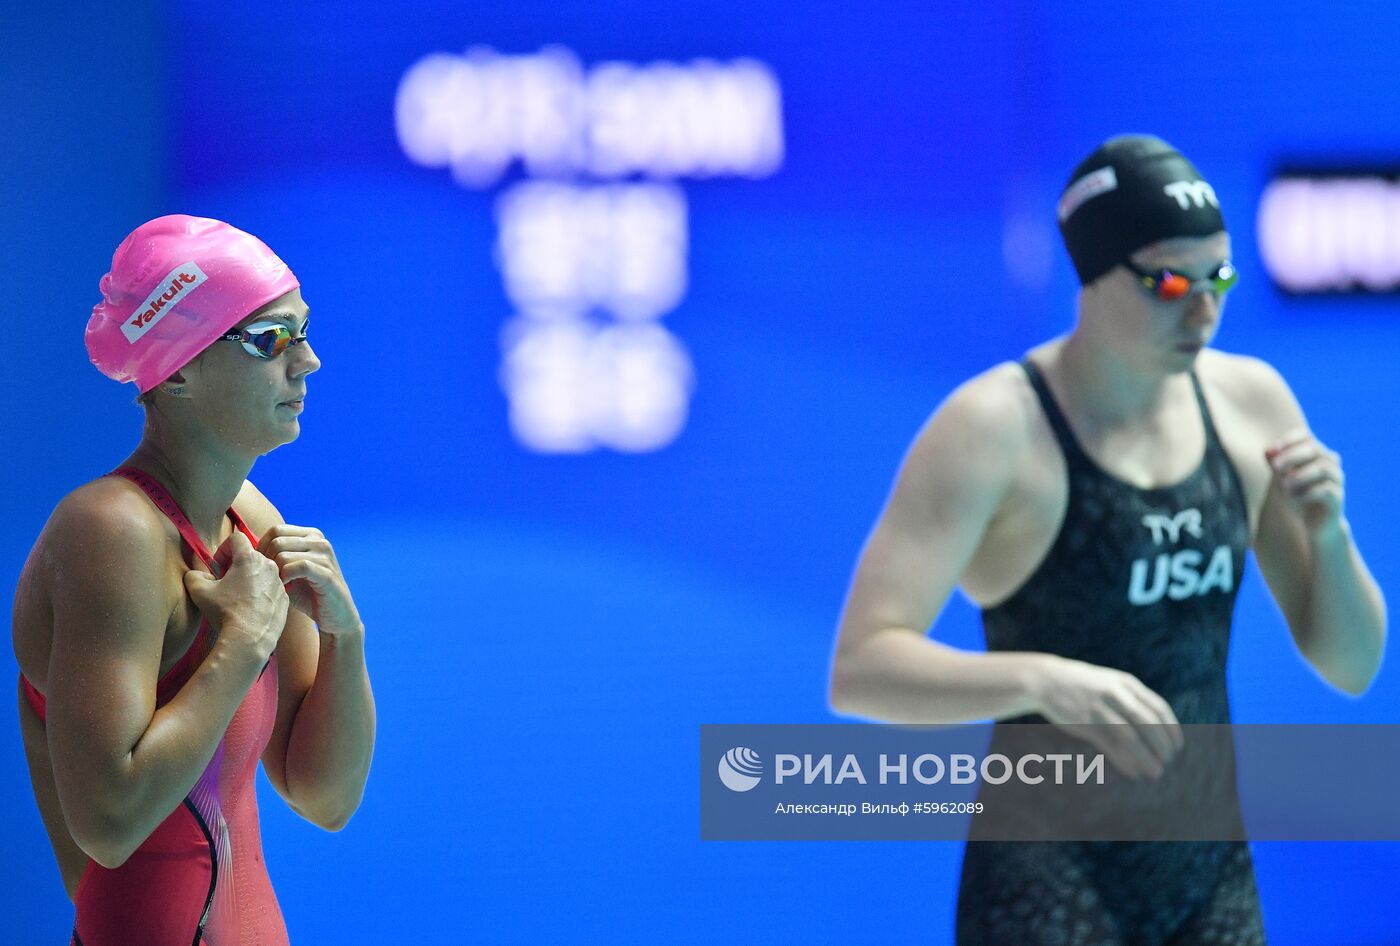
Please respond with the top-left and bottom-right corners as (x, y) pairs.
(1258, 167), (1400, 295)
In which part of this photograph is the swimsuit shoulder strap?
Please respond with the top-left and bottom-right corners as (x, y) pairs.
(1018, 357), (1095, 471)
(109, 466), (258, 567)
(1187, 370), (1225, 447)
(110, 466), (217, 567)
(108, 467), (262, 706)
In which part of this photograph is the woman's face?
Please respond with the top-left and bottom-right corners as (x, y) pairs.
(179, 287), (319, 455)
(1082, 231), (1232, 375)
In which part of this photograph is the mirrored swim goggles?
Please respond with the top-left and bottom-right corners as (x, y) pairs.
(1122, 259), (1238, 301)
(217, 319), (310, 359)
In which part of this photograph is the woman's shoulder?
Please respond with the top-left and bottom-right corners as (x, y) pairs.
(21, 477), (182, 642)
(1194, 348), (1304, 438)
(233, 478), (286, 538)
(44, 476), (173, 562)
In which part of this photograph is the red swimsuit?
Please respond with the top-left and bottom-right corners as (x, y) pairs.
(21, 467), (288, 946)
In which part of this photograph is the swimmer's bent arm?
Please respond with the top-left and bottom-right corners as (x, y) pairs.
(829, 371), (1057, 723)
(241, 482), (374, 833)
(1242, 360), (1386, 695)
(272, 623), (373, 832)
(44, 490), (288, 868)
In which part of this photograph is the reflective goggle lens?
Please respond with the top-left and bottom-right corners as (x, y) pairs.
(225, 319), (308, 359)
(1157, 272), (1193, 300)
(247, 324), (293, 356)
(1139, 262), (1238, 301)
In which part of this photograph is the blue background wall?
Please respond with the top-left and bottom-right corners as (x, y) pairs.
(5, 1), (1400, 942)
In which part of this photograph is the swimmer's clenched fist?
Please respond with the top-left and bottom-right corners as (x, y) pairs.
(1266, 429), (1345, 536)
(184, 530), (290, 665)
(257, 524), (364, 638)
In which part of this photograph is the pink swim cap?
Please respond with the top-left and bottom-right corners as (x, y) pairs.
(86, 214), (300, 393)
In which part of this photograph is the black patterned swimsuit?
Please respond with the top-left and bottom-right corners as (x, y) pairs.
(954, 359), (1266, 945)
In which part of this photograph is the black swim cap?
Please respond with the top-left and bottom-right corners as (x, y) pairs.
(1057, 135), (1226, 286)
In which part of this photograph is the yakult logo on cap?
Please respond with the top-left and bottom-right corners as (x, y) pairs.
(121, 261), (208, 344)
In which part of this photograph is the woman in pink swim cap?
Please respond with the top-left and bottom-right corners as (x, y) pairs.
(12, 215), (376, 946)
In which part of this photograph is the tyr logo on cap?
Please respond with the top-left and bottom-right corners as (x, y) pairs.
(121, 262), (209, 344)
(1162, 180), (1219, 211)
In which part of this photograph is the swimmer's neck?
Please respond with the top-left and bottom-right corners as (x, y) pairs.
(1051, 331), (1188, 427)
(123, 433), (255, 552)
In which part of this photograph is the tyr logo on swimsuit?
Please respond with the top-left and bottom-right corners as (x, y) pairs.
(1141, 509), (1203, 545)
(1129, 507), (1233, 606)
